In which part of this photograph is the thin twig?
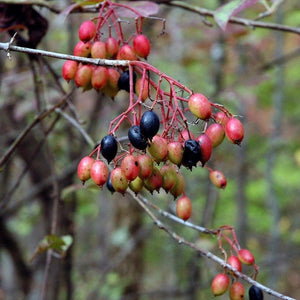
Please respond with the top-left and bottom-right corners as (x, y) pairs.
(166, 1), (300, 35)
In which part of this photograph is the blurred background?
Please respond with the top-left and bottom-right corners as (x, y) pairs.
(0, 0), (299, 299)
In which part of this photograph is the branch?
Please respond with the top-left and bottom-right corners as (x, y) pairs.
(128, 190), (295, 300)
(166, 1), (300, 35)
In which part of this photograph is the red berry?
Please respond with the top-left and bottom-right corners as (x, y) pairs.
(73, 41), (91, 57)
(78, 20), (96, 42)
(135, 78), (150, 101)
(167, 141), (184, 166)
(228, 255), (242, 274)
(144, 167), (163, 193)
(230, 282), (245, 300)
(91, 41), (107, 59)
(77, 156), (95, 182)
(225, 118), (245, 145)
(121, 155), (140, 181)
(160, 164), (178, 192)
(110, 167), (128, 194)
(176, 195), (192, 221)
(62, 60), (78, 82)
(209, 170), (227, 189)
(205, 123), (225, 148)
(147, 135), (168, 163)
(238, 249), (255, 265)
(211, 273), (230, 296)
(138, 154), (153, 179)
(129, 176), (144, 195)
(133, 34), (151, 59)
(188, 93), (212, 120)
(118, 44), (137, 61)
(170, 171), (185, 198)
(91, 66), (108, 90)
(102, 68), (120, 99)
(90, 160), (109, 187)
(214, 111), (230, 126)
(196, 133), (212, 166)
(105, 37), (119, 58)
(178, 129), (195, 143)
(75, 64), (93, 89)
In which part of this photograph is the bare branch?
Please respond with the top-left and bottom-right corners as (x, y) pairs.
(166, 1), (300, 35)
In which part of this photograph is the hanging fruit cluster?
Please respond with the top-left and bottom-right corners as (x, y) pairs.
(63, 1), (245, 222)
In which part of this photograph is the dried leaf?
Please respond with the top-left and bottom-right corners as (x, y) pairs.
(214, 0), (259, 30)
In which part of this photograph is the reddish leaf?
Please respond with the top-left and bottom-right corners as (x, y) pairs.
(214, 0), (259, 30)
(114, 1), (159, 18)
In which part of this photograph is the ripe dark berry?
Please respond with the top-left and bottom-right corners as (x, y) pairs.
(128, 125), (148, 150)
(211, 273), (230, 296)
(100, 135), (118, 163)
(133, 34), (151, 59)
(176, 195), (192, 221)
(140, 111), (160, 140)
(229, 282), (245, 300)
(106, 172), (115, 194)
(78, 20), (96, 42)
(225, 118), (245, 145)
(118, 70), (136, 93)
(249, 285), (264, 300)
(182, 139), (201, 170)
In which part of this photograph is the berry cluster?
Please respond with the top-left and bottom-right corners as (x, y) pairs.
(66, 1), (245, 223)
(62, 16), (151, 97)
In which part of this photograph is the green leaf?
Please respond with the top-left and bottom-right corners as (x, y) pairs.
(214, 0), (259, 30)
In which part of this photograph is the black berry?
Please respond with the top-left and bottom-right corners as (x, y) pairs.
(128, 125), (148, 150)
(106, 172), (115, 194)
(100, 135), (118, 163)
(249, 285), (264, 300)
(140, 110), (160, 140)
(182, 139), (201, 170)
(117, 70), (136, 92)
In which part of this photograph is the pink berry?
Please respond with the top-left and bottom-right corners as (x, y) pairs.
(91, 66), (108, 90)
(73, 41), (91, 57)
(78, 20), (96, 42)
(229, 282), (245, 300)
(176, 195), (192, 221)
(196, 133), (212, 166)
(211, 273), (230, 296)
(209, 170), (227, 189)
(105, 37), (119, 58)
(118, 44), (137, 61)
(205, 123), (225, 148)
(225, 118), (245, 145)
(121, 155), (140, 182)
(238, 249), (255, 265)
(75, 64), (93, 89)
(90, 160), (109, 187)
(188, 93), (212, 120)
(133, 34), (151, 59)
(91, 41), (107, 59)
(62, 60), (78, 82)
(77, 156), (95, 182)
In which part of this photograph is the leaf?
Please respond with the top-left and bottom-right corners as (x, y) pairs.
(30, 234), (73, 262)
(113, 1), (159, 18)
(214, 0), (260, 30)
